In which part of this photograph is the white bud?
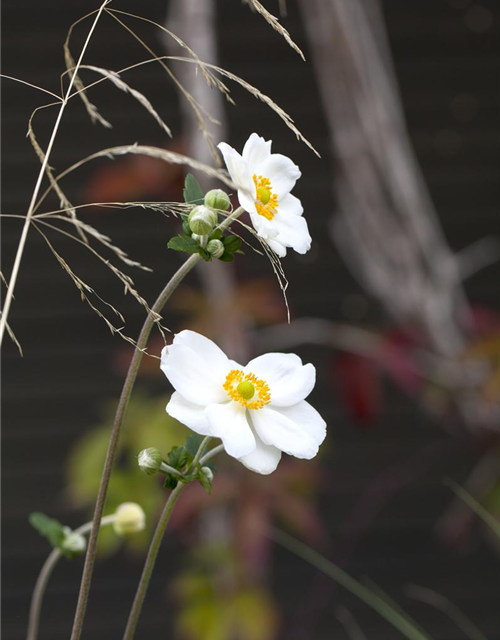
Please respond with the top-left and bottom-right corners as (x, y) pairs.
(188, 205), (218, 235)
(207, 239), (225, 259)
(61, 527), (87, 555)
(204, 189), (231, 211)
(201, 466), (214, 483)
(138, 447), (162, 475)
(113, 502), (146, 536)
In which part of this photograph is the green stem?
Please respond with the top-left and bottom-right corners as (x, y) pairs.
(27, 516), (115, 640)
(122, 483), (185, 640)
(189, 436), (212, 471)
(70, 206), (245, 640)
(69, 253), (200, 640)
(199, 443), (224, 466)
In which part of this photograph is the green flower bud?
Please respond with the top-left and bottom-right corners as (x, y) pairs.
(204, 189), (231, 211)
(207, 239), (225, 259)
(61, 527), (87, 556)
(113, 502), (146, 536)
(188, 205), (217, 235)
(201, 466), (214, 483)
(138, 447), (163, 475)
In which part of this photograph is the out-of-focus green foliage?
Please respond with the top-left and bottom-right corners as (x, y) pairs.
(173, 543), (279, 640)
(66, 390), (188, 555)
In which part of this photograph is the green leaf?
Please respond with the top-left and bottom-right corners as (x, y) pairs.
(29, 512), (66, 549)
(164, 475), (178, 490)
(222, 235), (241, 253)
(218, 251), (234, 262)
(197, 247), (212, 262)
(197, 466), (212, 494)
(168, 234), (201, 254)
(182, 219), (192, 235)
(183, 173), (204, 205)
(208, 228), (223, 241)
(185, 434), (204, 458)
(168, 445), (189, 470)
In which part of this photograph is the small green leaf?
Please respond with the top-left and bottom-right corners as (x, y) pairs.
(183, 173), (204, 205)
(168, 234), (201, 254)
(197, 466), (212, 494)
(197, 247), (212, 262)
(168, 445), (189, 470)
(185, 434), (205, 458)
(182, 219), (192, 235)
(218, 251), (234, 262)
(164, 475), (178, 490)
(208, 229), (223, 241)
(222, 235), (241, 253)
(30, 512), (66, 549)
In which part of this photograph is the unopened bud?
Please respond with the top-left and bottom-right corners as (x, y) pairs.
(138, 447), (163, 475)
(204, 189), (231, 211)
(207, 239), (225, 259)
(61, 527), (87, 556)
(113, 502), (146, 536)
(201, 466), (214, 483)
(188, 205), (217, 235)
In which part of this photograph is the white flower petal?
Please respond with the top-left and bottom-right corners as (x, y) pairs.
(273, 212), (312, 255)
(249, 211), (279, 240)
(217, 142), (255, 211)
(174, 330), (232, 374)
(206, 401), (256, 458)
(166, 392), (213, 435)
(250, 406), (319, 459)
(245, 353), (315, 406)
(161, 344), (227, 406)
(278, 193), (303, 217)
(242, 133), (272, 171)
(239, 433), (282, 475)
(265, 237), (287, 257)
(260, 153), (301, 196)
(274, 401), (326, 446)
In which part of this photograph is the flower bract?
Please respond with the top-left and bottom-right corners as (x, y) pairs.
(218, 133), (312, 257)
(160, 330), (326, 475)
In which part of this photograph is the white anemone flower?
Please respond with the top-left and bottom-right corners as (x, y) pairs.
(218, 133), (312, 257)
(160, 330), (326, 475)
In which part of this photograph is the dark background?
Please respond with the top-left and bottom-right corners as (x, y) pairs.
(2, 1), (499, 639)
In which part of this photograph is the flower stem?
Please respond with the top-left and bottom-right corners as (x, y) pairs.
(69, 252), (201, 640)
(189, 436), (212, 470)
(199, 443), (224, 466)
(27, 515), (115, 640)
(70, 206), (245, 640)
(121, 483), (185, 640)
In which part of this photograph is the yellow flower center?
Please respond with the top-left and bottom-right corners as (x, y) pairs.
(253, 174), (278, 220)
(223, 369), (271, 410)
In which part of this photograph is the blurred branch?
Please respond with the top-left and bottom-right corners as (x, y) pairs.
(298, 0), (470, 355)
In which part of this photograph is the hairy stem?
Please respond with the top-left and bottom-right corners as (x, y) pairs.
(0, 0), (110, 346)
(199, 443), (224, 466)
(122, 482), (185, 640)
(69, 252), (201, 640)
(27, 515), (115, 640)
(70, 206), (245, 639)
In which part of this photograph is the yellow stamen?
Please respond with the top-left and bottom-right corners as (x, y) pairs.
(253, 174), (278, 220)
(223, 369), (271, 410)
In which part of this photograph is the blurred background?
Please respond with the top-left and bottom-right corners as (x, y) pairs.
(2, 0), (499, 638)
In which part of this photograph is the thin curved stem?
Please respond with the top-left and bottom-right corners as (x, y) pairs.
(27, 516), (115, 640)
(69, 253), (200, 640)
(70, 207), (244, 640)
(199, 443), (224, 466)
(189, 436), (212, 471)
(122, 482), (185, 640)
